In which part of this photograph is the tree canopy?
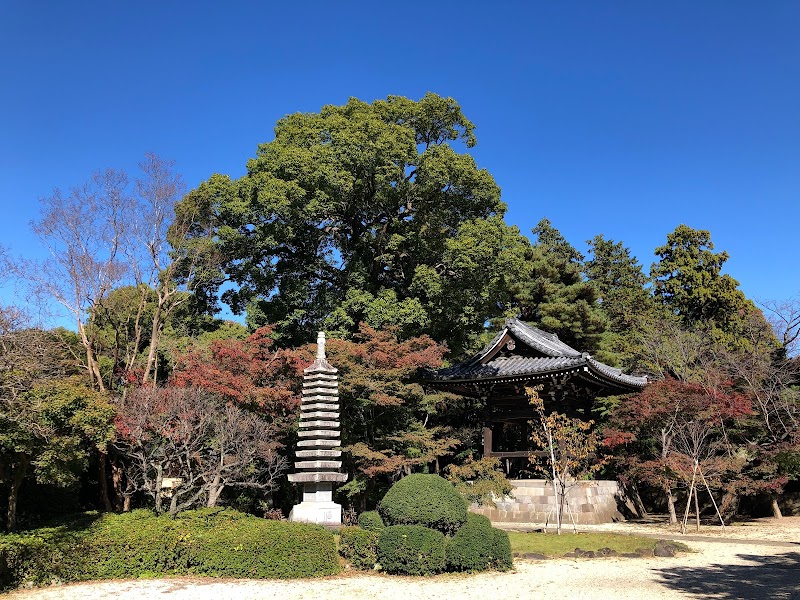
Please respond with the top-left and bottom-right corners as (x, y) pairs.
(178, 94), (507, 350)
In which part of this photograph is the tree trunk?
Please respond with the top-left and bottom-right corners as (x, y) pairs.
(142, 300), (163, 385)
(207, 472), (223, 507)
(154, 465), (164, 514)
(77, 322), (105, 391)
(98, 449), (113, 512)
(207, 484), (224, 507)
(546, 429), (561, 534)
(7, 455), (30, 532)
(666, 486), (678, 524)
(771, 496), (783, 519)
(111, 460), (125, 512)
(631, 483), (647, 518)
(170, 491), (179, 517)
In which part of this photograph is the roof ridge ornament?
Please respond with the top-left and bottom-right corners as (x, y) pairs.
(305, 331), (337, 374)
(317, 331), (326, 360)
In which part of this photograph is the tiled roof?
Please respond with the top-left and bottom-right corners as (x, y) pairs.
(433, 356), (586, 380)
(587, 357), (648, 387)
(425, 318), (647, 390)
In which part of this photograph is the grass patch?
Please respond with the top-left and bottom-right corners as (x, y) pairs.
(508, 531), (668, 557)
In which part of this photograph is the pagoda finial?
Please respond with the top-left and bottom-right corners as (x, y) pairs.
(316, 331), (326, 360)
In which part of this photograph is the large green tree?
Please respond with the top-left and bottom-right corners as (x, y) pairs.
(651, 225), (748, 329)
(176, 94), (508, 351)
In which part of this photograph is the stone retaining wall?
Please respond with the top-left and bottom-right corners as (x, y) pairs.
(470, 479), (625, 525)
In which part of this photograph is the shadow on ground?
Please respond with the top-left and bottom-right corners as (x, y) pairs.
(655, 551), (800, 600)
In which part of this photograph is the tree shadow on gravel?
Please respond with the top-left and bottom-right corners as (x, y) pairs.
(655, 551), (800, 600)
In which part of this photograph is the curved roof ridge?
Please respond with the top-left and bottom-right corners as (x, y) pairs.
(587, 357), (648, 387)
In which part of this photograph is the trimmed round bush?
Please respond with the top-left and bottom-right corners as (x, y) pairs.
(357, 510), (384, 532)
(376, 525), (446, 575)
(446, 513), (513, 572)
(378, 474), (468, 535)
(339, 526), (378, 570)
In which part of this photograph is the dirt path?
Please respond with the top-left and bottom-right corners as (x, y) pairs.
(7, 519), (800, 600)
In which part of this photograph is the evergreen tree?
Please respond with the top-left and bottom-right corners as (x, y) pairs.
(512, 219), (606, 352)
(651, 225), (748, 329)
(585, 235), (655, 365)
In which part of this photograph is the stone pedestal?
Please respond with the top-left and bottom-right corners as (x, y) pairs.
(288, 483), (343, 524)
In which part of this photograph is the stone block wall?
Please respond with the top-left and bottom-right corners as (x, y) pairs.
(470, 479), (625, 525)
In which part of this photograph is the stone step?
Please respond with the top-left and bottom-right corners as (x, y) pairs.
(297, 438), (341, 448)
(298, 429), (340, 438)
(288, 472), (348, 483)
(298, 420), (339, 429)
(300, 411), (339, 420)
(295, 449), (342, 458)
(294, 460), (342, 470)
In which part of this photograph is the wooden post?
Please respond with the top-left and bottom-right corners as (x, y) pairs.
(681, 462), (698, 535)
(482, 425), (493, 457)
(694, 476), (701, 533)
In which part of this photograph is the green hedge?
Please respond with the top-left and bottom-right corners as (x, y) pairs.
(376, 525), (446, 575)
(339, 526), (378, 570)
(378, 474), (468, 535)
(357, 510), (384, 532)
(0, 508), (339, 590)
(446, 513), (513, 572)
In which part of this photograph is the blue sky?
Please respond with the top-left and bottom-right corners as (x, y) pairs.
(1, 1), (798, 322)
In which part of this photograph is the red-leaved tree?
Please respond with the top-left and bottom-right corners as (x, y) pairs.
(604, 378), (751, 523)
(172, 326), (301, 436)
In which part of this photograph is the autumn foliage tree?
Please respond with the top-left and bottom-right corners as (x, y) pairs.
(604, 378), (752, 523)
(172, 326), (300, 433)
(527, 386), (602, 534)
(114, 386), (287, 515)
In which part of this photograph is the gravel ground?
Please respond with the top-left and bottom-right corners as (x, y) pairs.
(7, 518), (800, 600)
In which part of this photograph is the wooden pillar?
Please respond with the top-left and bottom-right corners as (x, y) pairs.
(482, 425), (493, 457)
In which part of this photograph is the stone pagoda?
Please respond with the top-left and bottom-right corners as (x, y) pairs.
(288, 332), (347, 525)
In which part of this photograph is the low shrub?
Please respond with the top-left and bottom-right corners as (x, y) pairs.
(378, 474), (468, 535)
(357, 510), (384, 532)
(0, 535), (55, 589)
(446, 513), (513, 572)
(339, 526), (378, 570)
(0, 508), (339, 590)
(376, 525), (446, 575)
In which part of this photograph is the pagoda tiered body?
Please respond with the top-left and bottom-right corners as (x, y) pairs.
(288, 332), (347, 525)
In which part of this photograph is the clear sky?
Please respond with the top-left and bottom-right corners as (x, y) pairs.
(1, 1), (798, 321)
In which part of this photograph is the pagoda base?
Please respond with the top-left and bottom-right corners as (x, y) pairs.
(289, 500), (342, 525)
(289, 482), (342, 525)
